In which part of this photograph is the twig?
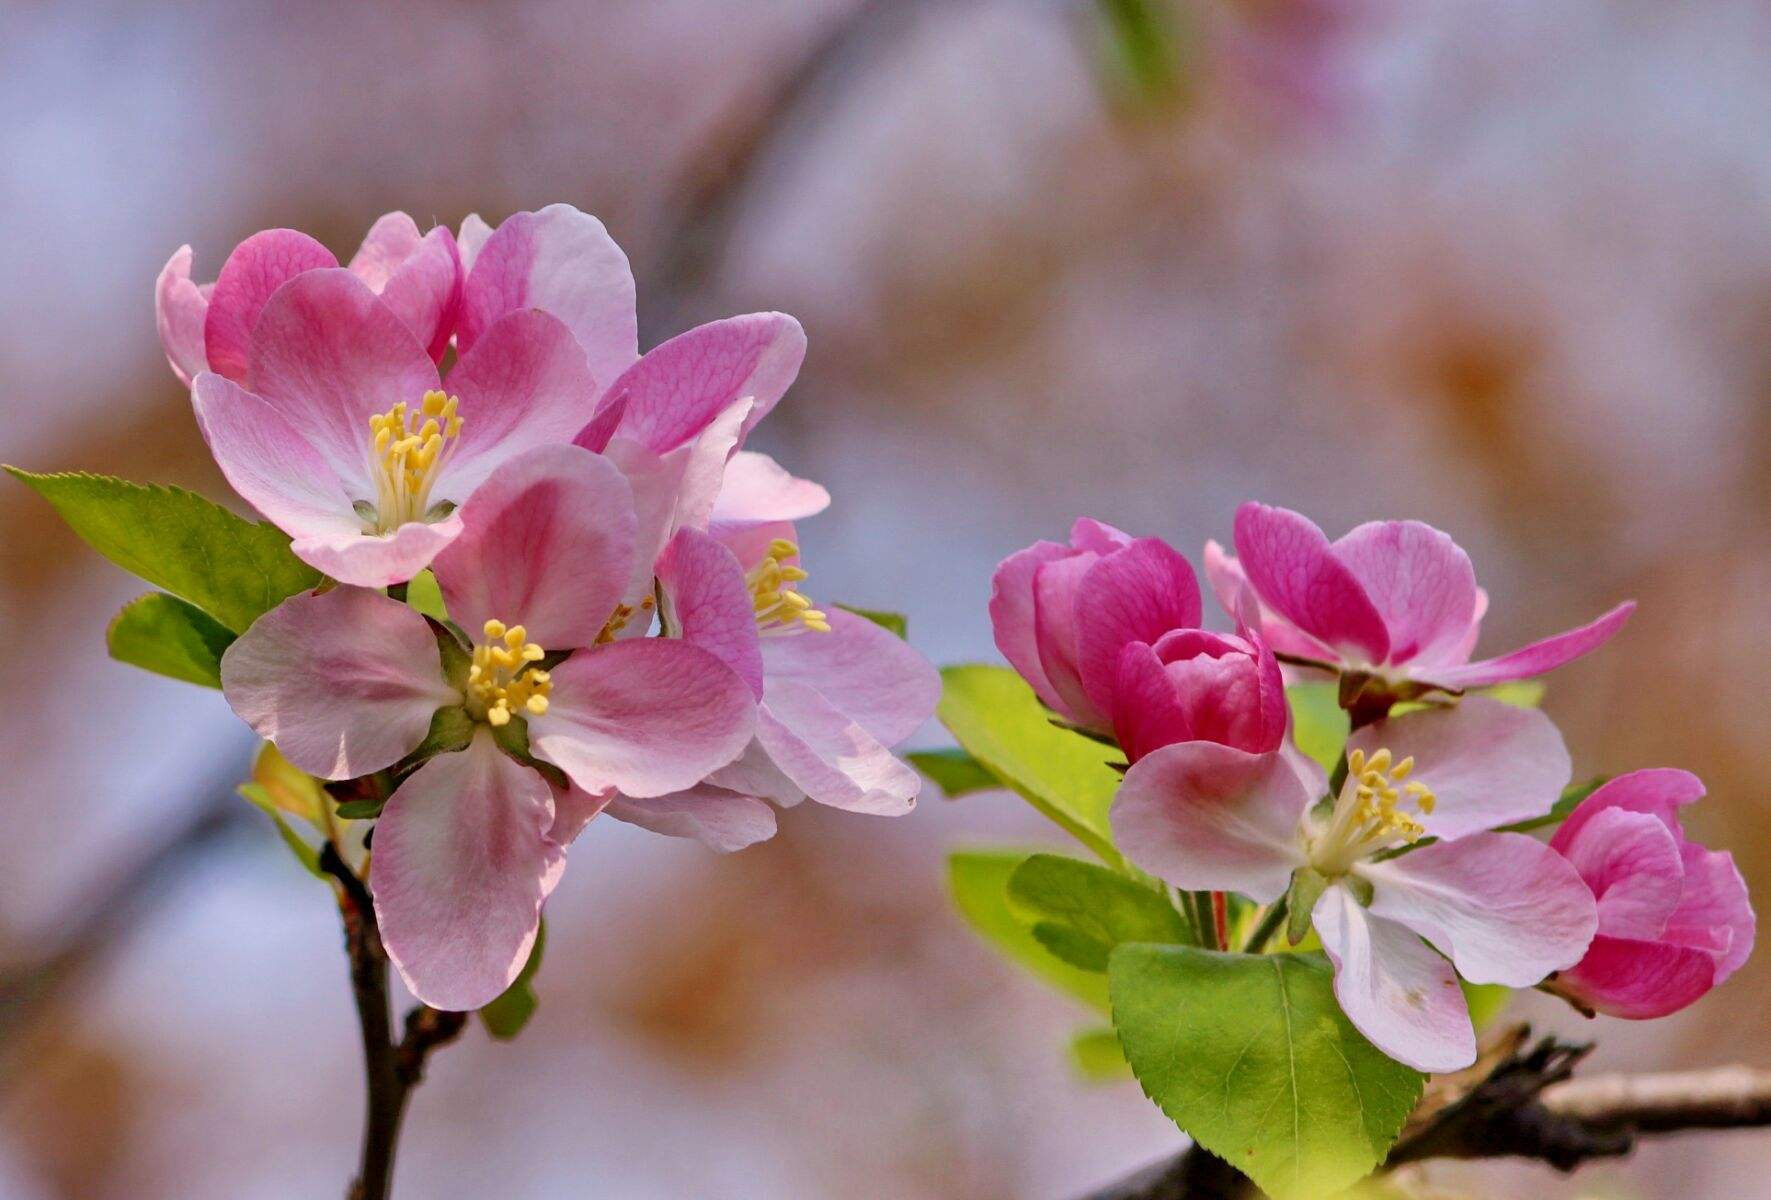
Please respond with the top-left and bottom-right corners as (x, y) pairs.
(319, 844), (466, 1200)
(1077, 1028), (1771, 1200)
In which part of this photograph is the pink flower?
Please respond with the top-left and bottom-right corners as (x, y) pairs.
(1206, 502), (1634, 698)
(620, 520), (939, 847)
(990, 520), (1203, 733)
(218, 445), (756, 1008)
(156, 213), (462, 385)
(1111, 627), (1288, 762)
(1548, 769), (1754, 1019)
(1112, 697), (1598, 1072)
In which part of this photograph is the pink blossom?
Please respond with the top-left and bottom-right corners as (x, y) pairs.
(1548, 769), (1754, 1019)
(989, 520), (1203, 733)
(1111, 627), (1287, 762)
(218, 444), (755, 1008)
(155, 213), (461, 385)
(1111, 697), (1597, 1072)
(1206, 502), (1634, 699)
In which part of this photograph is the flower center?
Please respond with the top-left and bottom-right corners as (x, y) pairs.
(465, 619), (550, 727)
(1307, 747), (1438, 876)
(363, 390), (462, 534)
(747, 539), (830, 635)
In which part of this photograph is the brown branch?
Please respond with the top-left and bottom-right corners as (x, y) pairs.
(319, 843), (466, 1200)
(1078, 1027), (1771, 1200)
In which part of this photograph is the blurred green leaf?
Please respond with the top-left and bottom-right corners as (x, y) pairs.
(834, 603), (907, 639)
(334, 798), (385, 821)
(106, 592), (233, 688)
(948, 849), (1108, 1013)
(406, 569), (449, 622)
(1286, 682), (1349, 774)
(7, 468), (320, 632)
(237, 783), (325, 878)
(480, 921), (545, 1039)
(1069, 1025), (1131, 1081)
(1463, 981), (1512, 1031)
(1008, 853), (1188, 972)
(937, 665), (1125, 865)
(907, 747), (1001, 798)
(1109, 946), (1422, 1200)
(1096, 0), (1185, 106)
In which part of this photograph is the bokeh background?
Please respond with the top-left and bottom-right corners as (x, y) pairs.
(3, 1), (1768, 1197)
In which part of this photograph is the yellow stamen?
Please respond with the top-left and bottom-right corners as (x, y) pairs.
(744, 539), (830, 636)
(464, 617), (551, 728)
(1309, 744), (1440, 876)
(363, 390), (462, 533)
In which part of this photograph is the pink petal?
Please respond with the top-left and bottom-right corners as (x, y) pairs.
(431, 444), (635, 651)
(457, 204), (636, 385)
(1112, 641), (1200, 763)
(1424, 601), (1635, 690)
(706, 740), (807, 808)
(1074, 537), (1203, 718)
(710, 451), (830, 527)
(439, 308), (604, 502)
(530, 639), (755, 797)
(759, 607), (939, 748)
(1069, 517), (1133, 554)
(989, 539), (1072, 712)
(191, 372), (358, 543)
(1313, 884), (1475, 1073)
(155, 245), (210, 385)
(1034, 552), (1107, 727)
(347, 212), (424, 288)
(671, 398), (751, 533)
(293, 515), (464, 590)
(456, 213), (494, 273)
(572, 392), (627, 455)
(1664, 843), (1754, 983)
(203, 229), (338, 383)
(1348, 698), (1570, 839)
(1554, 807), (1684, 941)
(1110, 742), (1317, 902)
(604, 312), (806, 452)
(372, 731), (563, 1010)
(1558, 934), (1717, 1019)
(1332, 520), (1480, 666)
(247, 269), (440, 489)
(548, 778), (613, 847)
(1363, 832), (1597, 987)
(1232, 502), (1389, 665)
(604, 786), (778, 852)
(219, 587), (457, 779)
(1552, 767), (1704, 848)
(1202, 538), (1337, 661)
(351, 217), (461, 361)
(753, 679), (921, 815)
(601, 436), (689, 622)
(657, 526), (765, 697)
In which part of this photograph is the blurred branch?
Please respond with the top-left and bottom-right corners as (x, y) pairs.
(1080, 1026), (1771, 1200)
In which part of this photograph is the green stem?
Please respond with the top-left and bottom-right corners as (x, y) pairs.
(1243, 899), (1288, 954)
(1192, 891), (1220, 950)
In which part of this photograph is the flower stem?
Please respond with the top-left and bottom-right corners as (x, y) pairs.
(1242, 899), (1288, 954)
(1191, 891), (1220, 950)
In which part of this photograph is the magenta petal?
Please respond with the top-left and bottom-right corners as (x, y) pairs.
(530, 639), (755, 797)
(1664, 843), (1754, 983)
(1110, 742), (1316, 901)
(710, 451), (830, 527)
(457, 204), (637, 385)
(1069, 517), (1133, 554)
(1554, 807), (1684, 941)
(1111, 641), (1198, 763)
(758, 608), (939, 748)
(604, 786), (778, 852)
(1313, 885), (1475, 1073)
(989, 539), (1071, 711)
(372, 732), (563, 1010)
(1202, 538), (1337, 661)
(1558, 934), (1718, 1019)
(203, 228), (338, 382)
(1074, 537), (1202, 717)
(1349, 698), (1571, 839)
(192, 372), (357, 543)
(219, 587), (457, 779)
(431, 444), (636, 651)
(440, 308), (604, 502)
(247, 269), (441, 488)
(657, 527), (765, 698)
(1034, 552), (1106, 727)
(753, 680), (921, 815)
(1425, 601), (1635, 690)
(604, 312), (806, 453)
(1332, 520), (1480, 666)
(294, 515), (464, 589)
(1232, 502), (1390, 665)
(377, 223), (462, 361)
(1363, 832), (1597, 987)
(155, 245), (210, 385)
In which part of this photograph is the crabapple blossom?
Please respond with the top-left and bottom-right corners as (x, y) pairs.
(1548, 769), (1754, 1018)
(1111, 697), (1598, 1072)
(1110, 626), (1287, 762)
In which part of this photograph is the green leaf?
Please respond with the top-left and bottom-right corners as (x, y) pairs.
(106, 592), (234, 687)
(1008, 853), (1188, 972)
(480, 920), (545, 1039)
(948, 849), (1108, 1012)
(1496, 777), (1607, 834)
(1286, 869), (1329, 946)
(1462, 982), (1512, 1032)
(334, 798), (385, 821)
(237, 783), (325, 879)
(907, 747), (1001, 798)
(834, 603), (906, 639)
(395, 706), (475, 770)
(1109, 945), (1423, 1200)
(937, 665), (1126, 865)
(7, 469), (321, 633)
(1069, 1025), (1131, 1081)
(1480, 680), (1544, 708)
(406, 569), (449, 622)
(1286, 683), (1349, 774)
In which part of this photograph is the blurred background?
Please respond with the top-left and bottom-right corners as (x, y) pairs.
(2, 1), (1768, 1196)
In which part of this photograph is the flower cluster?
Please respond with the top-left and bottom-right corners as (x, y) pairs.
(992, 504), (1751, 1072)
(158, 206), (939, 1010)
